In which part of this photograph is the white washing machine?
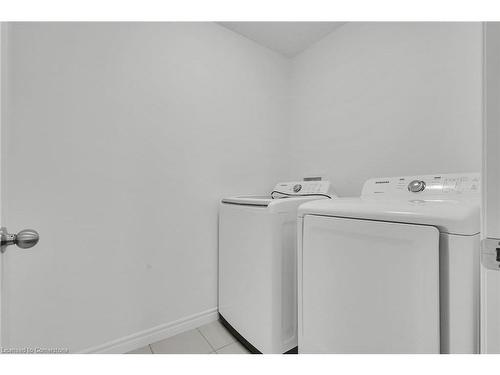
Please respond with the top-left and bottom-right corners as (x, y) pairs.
(219, 180), (335, 354)
(297, 173), (480, 354)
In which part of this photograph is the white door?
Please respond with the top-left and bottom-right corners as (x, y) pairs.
(299, 216), (440, 354)
(0, 22), (140, 353)
(481, 21), (500, 354)
(0, 22), (165, 354)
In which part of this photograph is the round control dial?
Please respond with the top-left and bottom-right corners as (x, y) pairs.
(293, 184), (302, 193)
(408, 180), (426, 193)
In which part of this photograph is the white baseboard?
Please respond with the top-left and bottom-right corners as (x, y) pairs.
(79, 308), (219, 354)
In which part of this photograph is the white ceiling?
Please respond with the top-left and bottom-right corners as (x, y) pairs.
(218, 22), (345, 58)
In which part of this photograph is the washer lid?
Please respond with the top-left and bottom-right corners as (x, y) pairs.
(221, 195), (273, 207)
(298, 197), (480, 235)
(222, 195), (329, 213)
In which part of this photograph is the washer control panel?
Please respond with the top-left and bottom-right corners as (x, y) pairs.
(273, 181), (332, 196)
(362, 173), (480, 197)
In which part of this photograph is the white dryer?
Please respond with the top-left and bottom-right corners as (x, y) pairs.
(219, 180), (335, 354)
(297, 173), (480, 354)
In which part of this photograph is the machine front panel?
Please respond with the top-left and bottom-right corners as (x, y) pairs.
(299, 215), (440, 353)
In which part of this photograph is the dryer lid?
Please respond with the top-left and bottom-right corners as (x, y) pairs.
(298, 173), (480, 235)
(298, 197), (480, 235)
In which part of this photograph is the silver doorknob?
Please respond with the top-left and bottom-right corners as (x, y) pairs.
(0, 227), (39, 253)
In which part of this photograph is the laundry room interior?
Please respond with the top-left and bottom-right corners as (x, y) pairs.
(1, 19), (499, 357)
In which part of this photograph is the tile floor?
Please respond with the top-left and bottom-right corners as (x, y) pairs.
(126, 319), (251, 354)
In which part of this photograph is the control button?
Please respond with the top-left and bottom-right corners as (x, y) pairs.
(408, 180), (426, 193)
(293, 184), (302, 193)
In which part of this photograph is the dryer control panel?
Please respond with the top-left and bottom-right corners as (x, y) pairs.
(361, 173), (480, 197)
(273, 181), (332, 196)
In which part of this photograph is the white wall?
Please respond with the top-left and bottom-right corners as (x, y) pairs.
(1, 23), (290, 352)
(290, 22), (483, 196)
